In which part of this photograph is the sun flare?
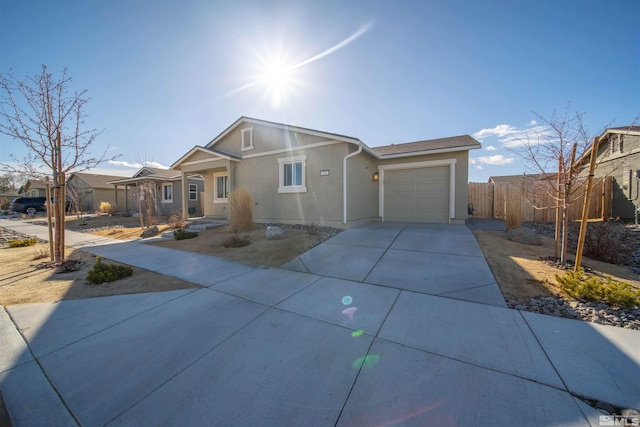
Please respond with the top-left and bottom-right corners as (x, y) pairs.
(260, 61), (295, 106)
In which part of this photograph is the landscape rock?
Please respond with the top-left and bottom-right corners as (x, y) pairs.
(140, 225), (159, 238)
(507, 295), (640, 330)
(266, 226), (286, 240)
(506, 227), (542, 245)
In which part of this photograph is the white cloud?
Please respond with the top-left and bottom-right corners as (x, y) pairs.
(108, 160), (143, 169)
(472, 124), (518, 141)
(468, 158), (477, 165)
(477, 154), (514, 165)
(144, 161), (169, 169)
(476, 165), (484, 170)
(107, 160), (169, 169)
(473, 122), (555, 149)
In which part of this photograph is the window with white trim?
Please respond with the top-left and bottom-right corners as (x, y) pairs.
(162, 183), (173, 203)
(278, 155), (307, 193)
(189, 183), (198, 201)
(214, 173), (229, 202)
(241, 128), (253, 151)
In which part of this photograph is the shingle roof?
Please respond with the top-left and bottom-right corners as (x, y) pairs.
(373, 135), (480, 156)
(134, 167), (181, 180)
(70, 173), (129, 189)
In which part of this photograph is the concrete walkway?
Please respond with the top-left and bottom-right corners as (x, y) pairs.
(0, 219), (638, 426)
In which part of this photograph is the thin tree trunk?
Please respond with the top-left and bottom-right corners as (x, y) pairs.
(53, 131), (63, 264)
(554, 157), (561, 258)
(45, 178), (54, 262)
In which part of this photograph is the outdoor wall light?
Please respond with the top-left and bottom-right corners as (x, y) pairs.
(373, 172), (379, 181)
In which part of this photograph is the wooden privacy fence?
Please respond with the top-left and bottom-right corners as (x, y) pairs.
(468, 177), (612, 222)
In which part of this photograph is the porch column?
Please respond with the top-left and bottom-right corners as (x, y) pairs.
(181, 171), (188, 220)
(114, 184), (119, 212)
(125, 184), (129, 214)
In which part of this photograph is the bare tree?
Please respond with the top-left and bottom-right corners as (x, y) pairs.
(511, 104), (594, 263)
(0, 173), (16, 193)
(0, 65), (118, 263)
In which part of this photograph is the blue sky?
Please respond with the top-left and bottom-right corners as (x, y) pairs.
(1, 0), (638, 182)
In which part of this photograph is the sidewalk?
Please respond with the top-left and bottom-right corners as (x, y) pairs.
(1, 219), (639, 426)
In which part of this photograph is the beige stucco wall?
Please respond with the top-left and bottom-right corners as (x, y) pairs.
(377, 150), (470, 223)
(233, 143), (350, 227)
(346, 148), (379, 224)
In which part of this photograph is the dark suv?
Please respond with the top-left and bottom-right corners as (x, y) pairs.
(9, 197), (47, 214)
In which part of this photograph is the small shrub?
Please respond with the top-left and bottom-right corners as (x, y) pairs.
(99, 201), (116, 215)
(229, 187), (254, 232)
(556, 269), (640, 309)
(306, 222), (319, 236)
(86, 257), (132, 284)
(222, 232), (251, 248)
(8, 238), (38, 248)
(174, 228), (198, 240)
(603, 278), (640, 309)
(168, 211), (187, 229)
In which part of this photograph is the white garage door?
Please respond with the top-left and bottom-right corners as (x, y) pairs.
(383, 166), (450, 223)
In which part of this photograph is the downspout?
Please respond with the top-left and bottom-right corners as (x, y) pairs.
(343, 143), (363, 225)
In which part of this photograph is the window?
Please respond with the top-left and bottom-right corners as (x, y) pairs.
(278, 155), (307, 193)
(241, 128), (253, 151)
(214, 173), (229, 202)
(162, 183), (173, 203)
(609, 134), (624, 155)
(189, 184), (198, 201)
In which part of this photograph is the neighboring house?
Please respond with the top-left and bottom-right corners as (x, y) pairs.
(576, 125), (640, 219)
(20, 179), (48, 197)
(67, 172), (127, 213)
(487, 173), (554, 184)
(171, 117), (480, 227)
(108, 167), (204, 216)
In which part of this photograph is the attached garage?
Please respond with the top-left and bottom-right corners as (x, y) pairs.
(379, 159), (456, 224)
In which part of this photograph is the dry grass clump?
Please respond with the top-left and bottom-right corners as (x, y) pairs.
(505, 195), (524, 231)
(99, 201), (116, 215)
(222, 232), (251, 248)
(168, 211), (188, 229)
(228, 187), (254, 232)
(32, 247), (50, 260)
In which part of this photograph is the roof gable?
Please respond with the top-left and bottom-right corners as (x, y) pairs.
(205, 116), (362, 150)
(171, 146), (241, 169)
(133, 167), (180, 179)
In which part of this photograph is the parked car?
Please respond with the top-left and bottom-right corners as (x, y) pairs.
(8, 197), (70, 215)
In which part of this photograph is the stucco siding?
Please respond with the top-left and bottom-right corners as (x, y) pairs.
(212, 123), (337, 156)
(231, 143), (349, 226)
(346, 150), (379, 223)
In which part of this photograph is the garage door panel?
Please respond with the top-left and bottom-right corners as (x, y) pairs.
(384, 166), (449, 223)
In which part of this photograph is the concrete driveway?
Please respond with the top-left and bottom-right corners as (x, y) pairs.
(1, 220), (639, 426)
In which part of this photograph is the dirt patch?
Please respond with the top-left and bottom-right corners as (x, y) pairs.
(146, 227), (323, 268)
(473, 229), (640, 301)
(0, 243), (197, 306)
